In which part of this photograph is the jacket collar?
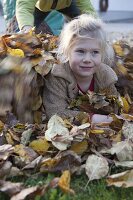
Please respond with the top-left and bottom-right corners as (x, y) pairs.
(51, 62), (118, 90)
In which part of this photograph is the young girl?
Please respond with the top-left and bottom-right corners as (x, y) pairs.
(43, 14), (118, 123)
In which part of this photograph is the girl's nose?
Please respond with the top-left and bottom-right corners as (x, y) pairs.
(83, 53), (92, 62)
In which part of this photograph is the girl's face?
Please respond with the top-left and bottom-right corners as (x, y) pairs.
(68, 38), (102, 80)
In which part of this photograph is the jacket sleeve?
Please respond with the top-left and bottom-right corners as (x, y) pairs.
(16, 0), (37, 29)
(43, 73), (80, 119)
(76, 0), (97, 16)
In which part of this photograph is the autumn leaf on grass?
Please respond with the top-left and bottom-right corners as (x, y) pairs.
(29, 138), (50, 155)
(0, 180), (23, 197)
(85, 154), (109, 181)
(45, 115), (73, 150)
(106, 169), (133, 188)
(58, 170), (75, 195)
(11, 186), (43, 200)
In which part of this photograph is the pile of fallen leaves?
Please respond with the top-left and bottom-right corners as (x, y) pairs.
(113, 34), (133, 102)
(0, 110), (133, 199)
(0, 31), (58, 123)
(0, 32), (133, 199)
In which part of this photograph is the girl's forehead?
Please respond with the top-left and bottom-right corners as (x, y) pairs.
(73, 37), (101, 48)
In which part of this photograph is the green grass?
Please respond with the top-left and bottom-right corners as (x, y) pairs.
(0, 173), (133, 200)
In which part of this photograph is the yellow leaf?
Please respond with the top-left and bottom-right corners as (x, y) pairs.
(116, 62), (127, 76)
(90, 129), (104, 134)
(113, 43), (124, 57)
(5, 132), (14, 145)
(70, 140), (88, 155)
(14, 144), (38, 162)
(29, 138), (50, 155)
(41, 158), (59, 168)
(121, 97), (130, 113)
(0, 120), (4, 131)
(58, 170), (75, 194)
(7, 47), (24, 57)
(110, 130), (122, 143)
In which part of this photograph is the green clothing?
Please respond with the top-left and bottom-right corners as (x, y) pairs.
(16, 0), (96, 29)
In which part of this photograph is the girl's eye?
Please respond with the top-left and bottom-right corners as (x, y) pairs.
(76, 49), (84, 53)
(92, 50), (100, 55)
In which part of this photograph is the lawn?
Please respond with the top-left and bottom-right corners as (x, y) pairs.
(0, 173), (133, 200)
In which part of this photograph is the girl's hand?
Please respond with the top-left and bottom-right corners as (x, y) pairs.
(91, 114), (113, 124)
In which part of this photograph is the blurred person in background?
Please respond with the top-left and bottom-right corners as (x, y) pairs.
(16, 0), (96, 33)
(1, 0), (64, 34)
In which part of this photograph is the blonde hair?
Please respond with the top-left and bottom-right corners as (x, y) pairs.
(57, 14), (114, 65)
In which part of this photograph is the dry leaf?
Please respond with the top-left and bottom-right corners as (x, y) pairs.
(122, 121), (133, 139)
(29, 138), (50, 155)
(115, 161), (133, 168)
(45, 115), (72, 150)
(21, 128), (33, 146)
(58, 170), (75, 194)
(0, 161), (12, 179)
(85, 154), (109, 181)
(0, 144), (14, 160)
(107, 169), (133, 188)
(113, 42), (124, 57)
(14, 144), (38, 165)
(101, 140), (133, 161)
(7, 47), (24, 57)
(70, 140), (88, 155)
(0, 180), (23, 196)
(11, 186), (41, 200)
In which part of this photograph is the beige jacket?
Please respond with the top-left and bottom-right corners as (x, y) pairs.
(43, 63), (118, 119)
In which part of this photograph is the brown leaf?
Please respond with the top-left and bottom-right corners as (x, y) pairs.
(29, 138), (50, 155)
(107, 169), (133, 188)
(70, 140), (88, 155)
(0, 161), (12, 179)
(11, 186), (42, 200)
(0, 180), (23, 196)
(58, 170), (75, 194)
(40, 151), (81, 173)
